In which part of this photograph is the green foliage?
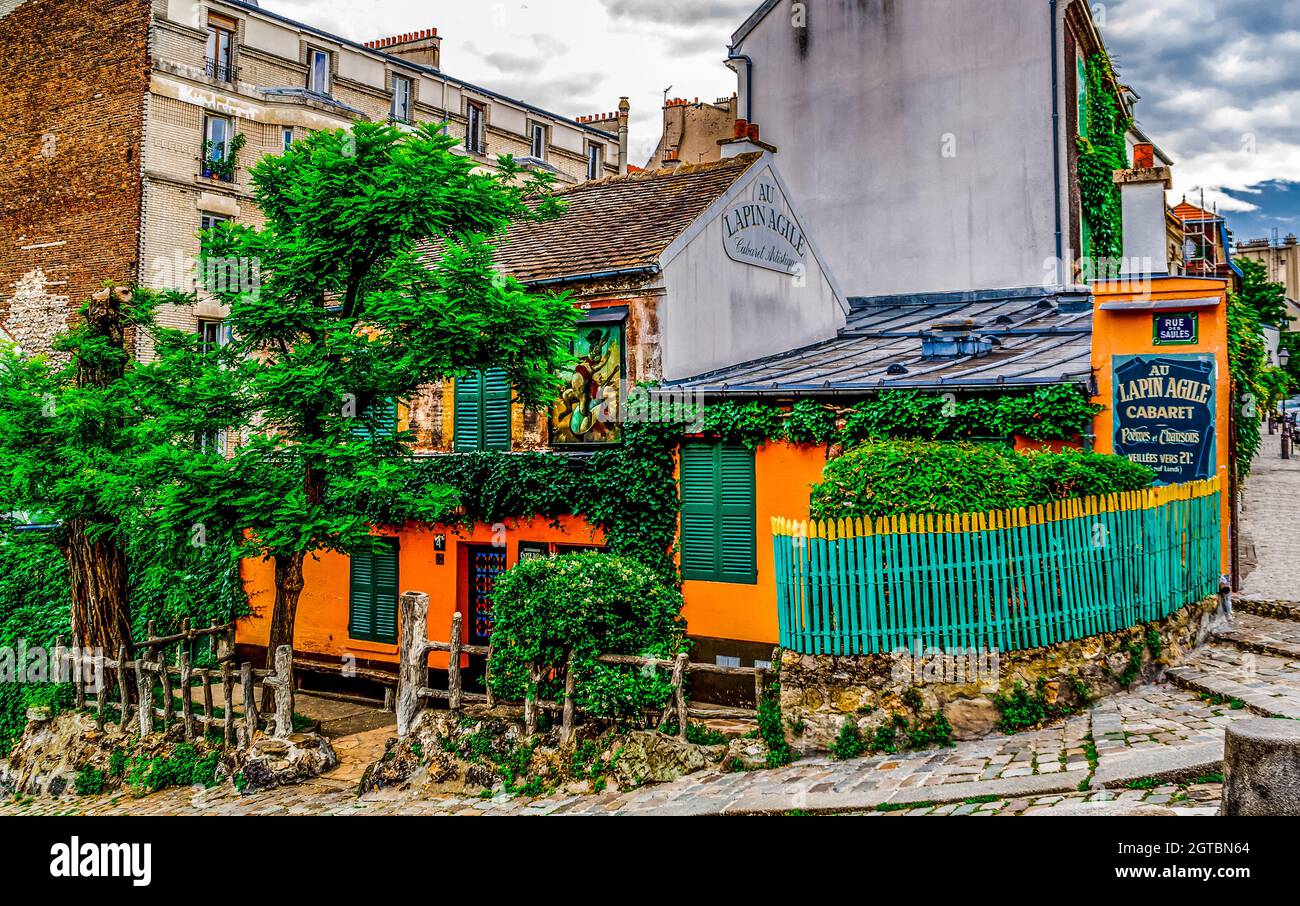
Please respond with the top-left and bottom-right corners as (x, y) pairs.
(865, 696), (954, 754)
(74, 765), (106, 796)
(756, 678), (794, 768)
(992, 678), (1091, 734)
(485, 553), (685, 719)
(1076, 52), (1129, 270)
(782, 400), (840, 446)
(809, 441), (1154, 521)
(830, 719), (866, 760)
(200, 132), (247, 182)
(1236, 258), (1290, 327)
(123, 743), (222, 794)
(700, 401), (785, 448)
(1228, 278), (1273, 477)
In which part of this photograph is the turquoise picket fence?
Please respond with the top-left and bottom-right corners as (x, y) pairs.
(772, 479), (1222, 655)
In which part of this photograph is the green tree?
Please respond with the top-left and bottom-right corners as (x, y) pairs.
(140, 122), (577, 692)
(1235, 258), (1289, 327)
(0, 287), (165, 654)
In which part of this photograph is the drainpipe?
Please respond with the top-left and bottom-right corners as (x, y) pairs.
(1050, 0), (1065, 289)
(726, 47), (753, 122)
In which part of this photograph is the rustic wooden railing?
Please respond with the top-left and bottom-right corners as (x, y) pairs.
(50, 620), (293, 749)
(773, 478), (1223, 656)
(396, 591), (771, 741)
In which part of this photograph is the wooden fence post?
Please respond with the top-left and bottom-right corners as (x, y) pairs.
(561, 649), (576, 744)
(240, 662), (257, 747)
(673, 652), (689, 740)
(220, 662), (234, 748)
(94, 654), (106, 731)
(160, 656), (173, 727)
(201, 668), (213, 738)
(116, 646), (129, 731)
(135, 655), (153, 738)
(180, 651), (194, 741)
(396, 591), (430, 738)
(448, 611), (464, 713)
(484, 642), (495, 709)
(71, 647), (85, 710)
(524, 660), (541, 739)
(266, 645), (294, 738)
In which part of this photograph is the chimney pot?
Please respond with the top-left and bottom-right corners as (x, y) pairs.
(1133, 143), (1155, 169)
(733, 118), (749, 139)
(746, 122), (760, 142)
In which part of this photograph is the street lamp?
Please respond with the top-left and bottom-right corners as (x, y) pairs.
(1280, 347), (1291, 369)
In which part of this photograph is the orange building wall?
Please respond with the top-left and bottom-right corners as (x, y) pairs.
(681, 440), (828, 645)
(1090, 276), (1233, 575)
(238, 515), (602, 668)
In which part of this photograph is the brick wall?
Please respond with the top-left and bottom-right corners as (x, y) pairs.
(0, 0), (152, 354)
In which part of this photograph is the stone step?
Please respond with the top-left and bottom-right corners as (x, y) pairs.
(1232, 597), (1300, 623)
(1214, 613), (1300, 661)
(1165, 664), (1300, 721)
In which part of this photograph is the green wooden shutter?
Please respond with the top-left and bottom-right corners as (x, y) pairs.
(718, 445), (758, 584)
(348, 542), (399, 643)
(679, 443), (719, 581)
(482, 369), (512, 451)
(372, 541), (399, 644)
(348, 551), (374, 640)
(354, 397), (398, 440)
(453, 374), (483, 452)
(454, 370), (511, 451)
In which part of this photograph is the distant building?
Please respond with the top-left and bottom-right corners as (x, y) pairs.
(1236, 234), (1300, 329)
(0, 0), (627, 361)
(644, 95), (738, 170)
(1170, 199), (1243, 288)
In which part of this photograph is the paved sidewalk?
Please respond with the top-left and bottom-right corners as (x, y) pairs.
(1238, 431), (1300, 600)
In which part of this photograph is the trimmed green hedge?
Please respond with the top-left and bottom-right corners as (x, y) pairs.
(809, 442), (1156, 521)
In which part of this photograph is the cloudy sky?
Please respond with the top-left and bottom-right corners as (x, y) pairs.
(262, 0), (1299, 244)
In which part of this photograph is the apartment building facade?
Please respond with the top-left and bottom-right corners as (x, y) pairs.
(1, 0), (626, 358)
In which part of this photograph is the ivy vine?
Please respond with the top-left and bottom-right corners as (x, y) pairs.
(1077, 52), (1130, 275)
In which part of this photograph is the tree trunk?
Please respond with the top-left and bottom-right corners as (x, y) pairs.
(262, 550), (305, 710)
(63, 517), (133, 657)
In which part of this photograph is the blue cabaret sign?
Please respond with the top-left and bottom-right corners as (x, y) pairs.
(1112, 354), (1216, 485)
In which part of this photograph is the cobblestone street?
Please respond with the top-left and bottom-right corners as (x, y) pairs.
(4, 438), (1297, 817)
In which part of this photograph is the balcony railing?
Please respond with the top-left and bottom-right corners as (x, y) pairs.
(205, 57), (237, 83)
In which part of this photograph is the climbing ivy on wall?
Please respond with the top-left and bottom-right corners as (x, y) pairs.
(1077, 52), (1131, 274)
(359, 386), (1102, 585)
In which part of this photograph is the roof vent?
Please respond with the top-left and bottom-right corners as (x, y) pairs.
(886, 363), (909, 375)
(920, 320), (993, 360)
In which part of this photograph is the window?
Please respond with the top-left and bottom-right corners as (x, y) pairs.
(199, 212), (228, 233)
(466, 101), (486, 154)
(679, 442), (757, 584)
(202, 115), (232, 179)
(205, 21), (235, 82)
(1076, 55), (1088, 139)
(307, 47), (331, 95)
(282, 127), (294, 151)
(349, 541), (399, 644)
(197, 319), (230, 353)
(453, 369), (511, 451)
(391, 75), (413, 123)
(529, 122), (547, 160)
(587, 142), (604, 180)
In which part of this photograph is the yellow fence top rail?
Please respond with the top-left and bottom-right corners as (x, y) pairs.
(772, 476), (1221, 540)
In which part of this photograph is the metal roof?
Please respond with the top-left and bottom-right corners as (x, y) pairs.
(664, 288), (1096, 396)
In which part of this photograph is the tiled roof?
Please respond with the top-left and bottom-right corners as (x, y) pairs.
(419, 154), (761, 285)
(1172, 201), (1218, 222)
(665, 288), (1096, 395)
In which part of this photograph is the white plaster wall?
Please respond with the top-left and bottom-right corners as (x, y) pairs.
(660, 163), (846, 381)
(736, 0), (1066, 298)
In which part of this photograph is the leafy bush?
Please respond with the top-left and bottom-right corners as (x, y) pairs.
(1017, 447), (1156, 502)
(74, 765), (105, 795)
(809, 441), (1155, 521)
(486, 553), (685, 720)
(810, 442), (1028, 520)
(830, 719), (866, 760)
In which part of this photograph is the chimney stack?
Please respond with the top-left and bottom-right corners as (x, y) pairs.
(1114, 144), (1173, 277)
(617, 97), (630, 175)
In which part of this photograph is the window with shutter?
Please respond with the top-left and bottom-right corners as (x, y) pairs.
(349, 541), (399, 643)
(453, 370), (511, 451)
(679, 442), (757, 584)
(353, 397), (397, 439)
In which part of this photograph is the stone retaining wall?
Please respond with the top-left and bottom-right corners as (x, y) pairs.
(779, 597), (1223, 752)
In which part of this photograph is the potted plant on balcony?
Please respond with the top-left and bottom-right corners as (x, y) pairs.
(199, 133), (246, 182)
